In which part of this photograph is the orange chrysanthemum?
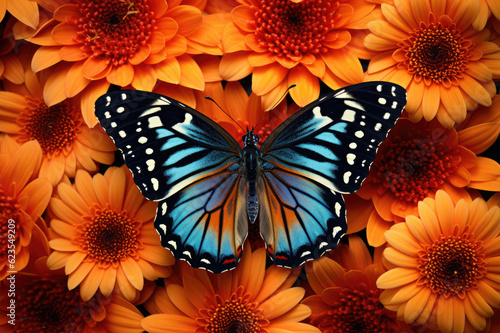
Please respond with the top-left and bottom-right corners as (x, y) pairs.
(46, 166), (174, 302)
(0, 137), (52, 280)
(351, 106), (500, 246)
(302, 235), (408, 332)
(377, 190), (500, 332)
(0, 49), (116, 186)
(29, 0), (207, 126)
(364, 0), (500, 128)
(142, 243), (319, 332)
(219, 0), (381, 110)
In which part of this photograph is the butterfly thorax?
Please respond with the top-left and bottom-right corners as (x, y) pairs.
(243, 130), (260, 223)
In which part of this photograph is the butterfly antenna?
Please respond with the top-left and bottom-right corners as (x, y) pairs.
(254, 84), (296, 129)
(205, 96), (246, 132)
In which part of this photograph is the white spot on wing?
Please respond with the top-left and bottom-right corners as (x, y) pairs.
(335, 202), (342, 217)
(332, 226), (343, 238)
(341, 109), (356, 122)
(168, 240), (177, 250)
(355, 130), (364, 138)
(349, 142), (357, 149)
(343, 171), (352, 184)
(146, 148), (154, 155)
(151, 177), (159, 191)
(139, 106), (162, 118)
(111, 122), (117, 128)
(201, 259), (211, 265)
(183, 251), (192, 259)
(158, 223), (167, 234)
(346, 153), (356, 165)
(104, 111), (111, 119)
(119, 130), (126, 138)
(146, 159), (155, 171)
(374, 123), (382, 131)
(301, 251), (312, 258)
(105, 96), (111, 106)
(344, 100), (365, 110)
(117, 106), (125, 113)
(319, 242), (328, 249)
(148, 116), (163, 128)
(121, 93), (127, 100)
(162, 202), (167, 215)
(138, 136), (148, 144)
(378, 97), (387, 105)
(383, 112), (391, 119)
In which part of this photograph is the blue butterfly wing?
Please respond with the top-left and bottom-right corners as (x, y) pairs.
(95, 90), (248, 273)
(259, 82), (406, 267)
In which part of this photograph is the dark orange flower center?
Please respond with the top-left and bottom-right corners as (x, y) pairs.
(18, 98), (79, 157)
(0, 186), (20, 264)
(80, 208), (140, 265)
(251, 0), (337, 59)
(201, 292), (267, 333)
(15, 277), (107, 332)
(401, 21), (471, 85)
(372, 129), (460, 203)
(75, 0), (156, 66)
(312, 288), (400, 333)
(417, 233), (485, 298)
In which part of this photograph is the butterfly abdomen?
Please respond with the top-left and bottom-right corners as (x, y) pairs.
(243, 131), (260, 223)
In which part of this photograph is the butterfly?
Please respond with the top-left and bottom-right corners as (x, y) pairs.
(95, 82), (406, 273)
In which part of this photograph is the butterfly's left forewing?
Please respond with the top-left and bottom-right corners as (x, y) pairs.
(259, 82), (406, 267)
(95, 90), (248, 273)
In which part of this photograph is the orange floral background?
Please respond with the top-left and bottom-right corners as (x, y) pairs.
(0, 0), (499, 332)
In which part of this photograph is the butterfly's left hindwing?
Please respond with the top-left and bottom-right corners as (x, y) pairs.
(95, 90), (247, 273)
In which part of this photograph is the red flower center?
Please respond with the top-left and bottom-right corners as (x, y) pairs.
(312, 287), (400, 332)
(80, 208), (141, 265)
(15, 277), (108, 332)
(75, 0), (156, 66)
(18, 98), (79, 157)
(417, 232), (486, 298)
(251, 0), (337, 60)
(372, 129), (460, 203)
(400, 21), (471, 85)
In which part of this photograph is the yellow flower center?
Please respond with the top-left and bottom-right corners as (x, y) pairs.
(16, 277), (106, 332)
(17, 98), (79, 157)
(417, 233), (485, 298)
(401, 20), (471, 85)
(202, 292), (267, 333)
(312, 288), (400, 333)
(80, 208), (141, 265)
(372, 128), (460, 203)
(75, 0), (157, 66)
(251, 0), (337, 60)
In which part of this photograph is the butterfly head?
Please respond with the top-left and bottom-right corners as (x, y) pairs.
(242, 128), (259, 148)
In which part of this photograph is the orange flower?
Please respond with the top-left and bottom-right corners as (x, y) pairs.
(142, 243), (318, 332)
(0, 48), (116, 186)
(377, 190), (500, 332)
(29, 0), (206, 126)
(351, 104), (500, 246)
(219, 0), (381, 110)
(0, 137), (52, 280)
(364, 0), (500, 128)
(191, 81), (299, 146)
(0, 255), (143, 332)
(0, 0), (39, 29)
(302, 235), (409, 332)
(46, 166), (174, 302)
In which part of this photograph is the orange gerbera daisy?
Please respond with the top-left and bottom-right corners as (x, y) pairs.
(46, 166), (174, 302)
(377, 190), (500, 332)
(192, 81), (299, 145)
(0, 0), (39, 29)
(0, 137), (52, 280)
(352, 106), (500, 246)
(303, 235), (409, 332)
(219, 0), (381, 110)
(0, 48), (116, 186)
(0, 255), (143, 333)
(29, 0), (206, 127)
(364, 0), (500, 128)
(142, 243), (318, 332)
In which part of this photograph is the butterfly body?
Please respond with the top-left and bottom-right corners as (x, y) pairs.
(95, 82), (407, 273)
